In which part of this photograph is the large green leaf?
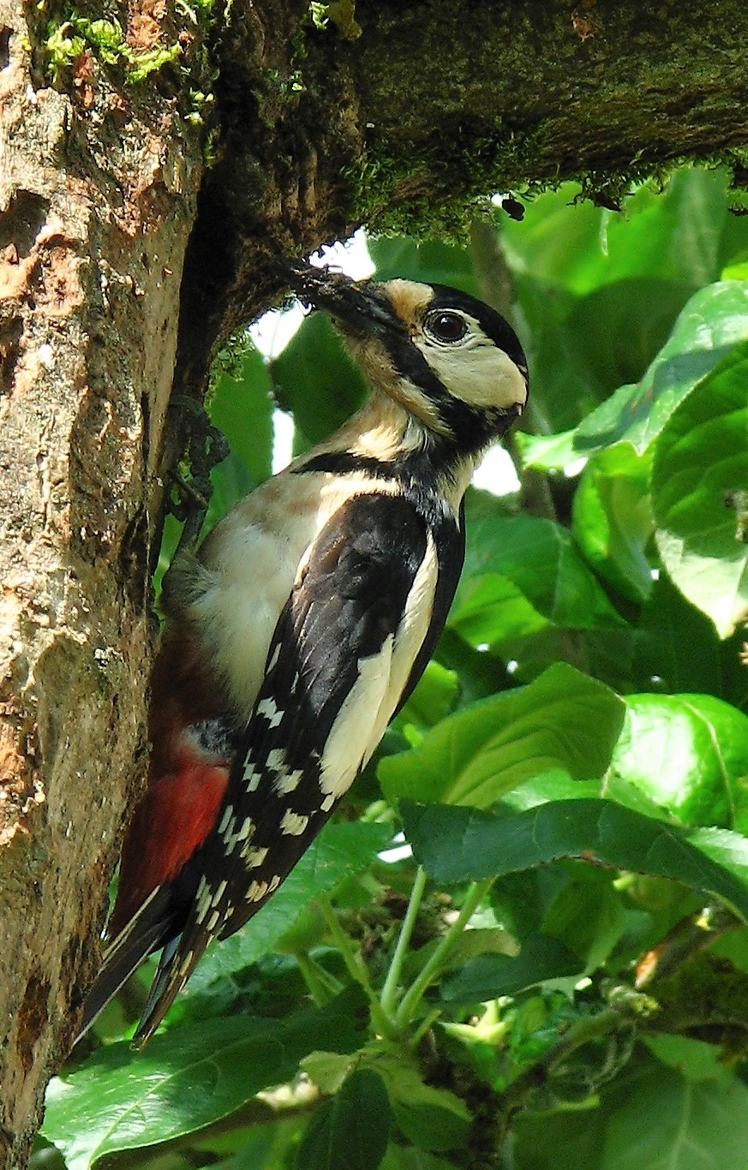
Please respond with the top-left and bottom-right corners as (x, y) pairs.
(652, 340), (748, 637)
(574, 282), (748, 453)
(296, 1069), (391, 1170)
(632, 575), (725, 697)
(612, 693), (748, 830)
(503, 170), (741, 298)
(183, 822), (392, 996)
(571, 444), (654, 603)
(601, 1061), (748, 1170)
(397, 660), (460, 732)
(501, 169), (748, 433)
(453, 504), (626, 649)
(379, 663), (625, 807)
(401, 799), (748, 920)
(515, 428), (580, 472)
(43, 989), (367, 1170)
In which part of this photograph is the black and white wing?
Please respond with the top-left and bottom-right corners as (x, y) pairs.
(133, 491), (463, 1043)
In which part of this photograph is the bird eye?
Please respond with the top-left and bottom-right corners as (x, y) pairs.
(424, 310), (469, 344)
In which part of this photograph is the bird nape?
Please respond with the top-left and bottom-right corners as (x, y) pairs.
(76, 262), (529, 1048)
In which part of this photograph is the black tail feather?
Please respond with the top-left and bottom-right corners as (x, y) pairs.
(131, 935), (183, 1049)
(74, 885), (176, 1046)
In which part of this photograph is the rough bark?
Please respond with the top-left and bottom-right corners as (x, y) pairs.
(0, 0), (747, 1164)
(0, 0), (204, 1158)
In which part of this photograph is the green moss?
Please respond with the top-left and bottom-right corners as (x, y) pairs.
(44, 12), (182, 85)
(309, 0), (362, 39)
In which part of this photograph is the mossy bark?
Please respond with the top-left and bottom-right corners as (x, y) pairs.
(1, 0), (747, 1164)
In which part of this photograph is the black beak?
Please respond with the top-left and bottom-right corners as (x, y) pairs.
(278, 259), (401, 338)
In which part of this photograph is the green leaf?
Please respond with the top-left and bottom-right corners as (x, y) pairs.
(515, 429), (580, 472)
(43, 990), (367, 1170)
(643, 1034), (727, 1082)
(372, 1057), (471, 1153)
(541, 867), (626, 969)
(448, 572), (548, 650)
(652, 340), (748, 637)
(514, 1051), (748, 1170)
(602, 1061), (748, 1170)
(369, 237), (478, 295)
(503, 170), (739, 298)
(401, 798), (748, 920)
(571, 444), (654, 603)
(397, 660), (460, 731)
(501, 170), (747, 434)
(574, 281), (748, 453)
(612, 693), (748, 829)
(297, 1069), (391, 1170)
(184, 822), (392, 995)
(440, 934), (581, 1003)
(208, 343), (274, 486)
(454, 506), (626, 645)
(379, 663), (625, 807)
(270, 312), (367, 446)
(632, 574), (725, 696)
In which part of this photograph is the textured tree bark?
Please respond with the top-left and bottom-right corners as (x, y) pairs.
(0, 0), (201, 1160)
(1, 0), (747, 1163)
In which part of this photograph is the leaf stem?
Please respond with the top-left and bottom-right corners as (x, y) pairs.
(380, 867), (428, 1018)
(316, 895), (393, 1036)
(395, 878), (493, 1027)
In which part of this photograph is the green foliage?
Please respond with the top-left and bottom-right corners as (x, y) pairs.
(44, 13), (182, 86)
(41, 168), (748, 1170)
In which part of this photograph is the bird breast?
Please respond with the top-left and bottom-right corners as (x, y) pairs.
(186, 468), (400, 720)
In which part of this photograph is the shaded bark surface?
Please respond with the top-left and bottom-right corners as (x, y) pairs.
(0, 0), (747, 1164)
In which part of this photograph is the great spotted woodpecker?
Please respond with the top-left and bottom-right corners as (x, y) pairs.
(78, 263), (529, 1046)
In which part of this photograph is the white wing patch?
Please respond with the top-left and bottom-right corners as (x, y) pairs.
(257, 697), (283, 727)
(318, 533), (439, 801)
(280, 810), (310, 836)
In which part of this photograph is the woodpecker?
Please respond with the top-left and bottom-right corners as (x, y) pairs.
(78, 263), (529, 1046)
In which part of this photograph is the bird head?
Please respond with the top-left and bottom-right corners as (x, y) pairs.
(283, 262), (528, 456)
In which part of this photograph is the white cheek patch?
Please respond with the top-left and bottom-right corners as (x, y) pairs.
(415, 317), (527, 411)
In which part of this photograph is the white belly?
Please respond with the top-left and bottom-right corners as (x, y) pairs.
(187, 469), (397, 719)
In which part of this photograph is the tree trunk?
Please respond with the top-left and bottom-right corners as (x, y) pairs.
(1, 0), (747, 1163)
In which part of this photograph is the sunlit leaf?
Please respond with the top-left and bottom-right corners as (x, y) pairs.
(43, 989), (368, 1169)
(612, 693), (748, 829)
(574, 282), (748, 453)
(652, 340), (748, 637)
(572, 444), (654, 603)
(379, 663), (624, 807)
(454, 502), (627, 646)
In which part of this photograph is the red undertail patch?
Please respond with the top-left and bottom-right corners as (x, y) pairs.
(109, 748), (229, 937)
